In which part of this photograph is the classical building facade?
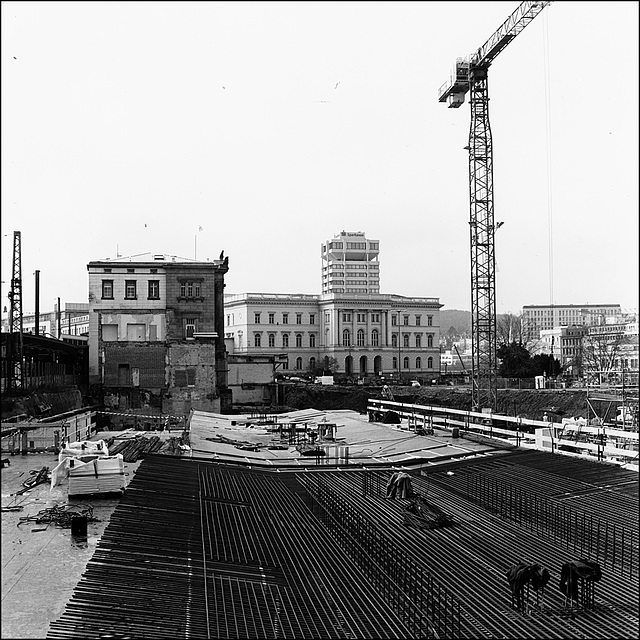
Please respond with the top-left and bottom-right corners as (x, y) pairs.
(321, 231), (380, 294)
(87, 253), (229, 415)
(224, 292), (442, 381)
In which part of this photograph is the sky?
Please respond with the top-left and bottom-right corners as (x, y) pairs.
(2, 1), (638, 317)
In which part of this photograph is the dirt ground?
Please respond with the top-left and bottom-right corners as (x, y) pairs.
(283, 384), (600, 421)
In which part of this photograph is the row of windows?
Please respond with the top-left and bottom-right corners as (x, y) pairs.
(251, 329), (436, 349)
(254, 333), (317, 348)
(101, 279), (201, 300)
(283, 355), (434, 371)
(253, 312), (316, 325)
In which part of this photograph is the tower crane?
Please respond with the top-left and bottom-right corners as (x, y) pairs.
(438, 1), (551, 412)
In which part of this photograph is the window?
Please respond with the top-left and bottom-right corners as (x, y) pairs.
(296, 334), (303, 348)
(357, 329), (366, 346)
(125, 280), (137, 300)
(391, 315), (397, 327)
(126, 324), (146, 341)
(269, 313), (275, 324)
(427, 334), (434, 348)
(179, 281), (202, 299)
(342, 329), (351, 346)
(416, 357), (422, 369)
(392, 334), (398, 348)
(371, 313), (380, 323)
(342, 313), (352, 322)
(185, 318), (197, 338)
(309, 334), (316, 348)
(403, 357), (409, 369)
(310, 314), (316, 325)
(148, 280), (160, 299)
(415, 334), (422, 348)
(102, 324), (118, 341)
(295, 357), (303, 370)
(283, 334), (289, 348)
(254, 333), (262, 347)
(427, 357), (433, 369)
(296, 313), (302, 325)
(403, 315), (410, 326)
(403, 334), (410, 348)
(254, 313), (261, 324)
(101, 280), (114, 300)
(427, 316), (433, 327)
(268, 334), (275, 348)
(309, 357), (316, 370)
(325, 312), (330, 323)
(357, 313), (366, 323)
(415, 315), (421, 326)
(371, 329), (379, 346)
(282, 313), (289, 324)
(392, 357), (398, 370)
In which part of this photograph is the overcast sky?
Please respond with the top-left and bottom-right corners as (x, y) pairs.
(2, 1), (638, 317)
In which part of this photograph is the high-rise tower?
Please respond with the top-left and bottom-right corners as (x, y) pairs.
(321, 231), (380, 294)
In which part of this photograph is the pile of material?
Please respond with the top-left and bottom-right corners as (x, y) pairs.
(106, 434), (189, 462)
(67, 456), (126, 496)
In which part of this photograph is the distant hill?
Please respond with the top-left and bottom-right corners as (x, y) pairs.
(440, 309), (471, 335)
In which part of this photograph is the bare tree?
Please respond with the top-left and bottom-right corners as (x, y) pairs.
(497, 313), (527, 346)
(581, 331), (627, 385)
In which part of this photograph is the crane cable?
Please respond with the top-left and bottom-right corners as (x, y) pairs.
(543, 12), (554, 311)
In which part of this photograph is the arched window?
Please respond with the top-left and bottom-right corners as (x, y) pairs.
(415, 334), (422, 348)
(309, 334), (316, 348)
(283, 334), (289, 348)
(309, 357), (316, 371)
(268, 333), (275, 348)
(343, 329), (351, 346)
(392, 356), (398, 370)
(254, 333), (261, 347)
(371, 329), (379, 347)
(357, 329), (366, 346)
(427, 334), (434, 348)
(296, 333), (303, 348)
(403, 334), (410, 348)
(296, 357), (303, 370)
(427, 357), (433, 369)
(391, 334), (398, 348)
(403, 356), (409, 369)
(416, 357), (422, 369)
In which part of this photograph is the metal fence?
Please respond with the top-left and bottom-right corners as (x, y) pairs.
(299, 473), (460, 639)
(466, 473), (638, 578)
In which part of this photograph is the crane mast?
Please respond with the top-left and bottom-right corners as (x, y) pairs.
(438, 1), (551, 411)
(8, 230), (24, 390)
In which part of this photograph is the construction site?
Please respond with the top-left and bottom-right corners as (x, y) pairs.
(2, 2), (638, 640)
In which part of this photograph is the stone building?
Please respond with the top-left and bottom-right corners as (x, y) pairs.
(87, 253), (230, 415)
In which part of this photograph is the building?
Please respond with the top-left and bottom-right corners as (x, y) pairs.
(583, 319), (639, 386)
(87, 253), (229, 415)
(321, 231), (380, 294)
(2, 303), (89, 339)
(224, 292), (442, 382)
(522, 303), (622, 344)
(536, 325), (589, 377)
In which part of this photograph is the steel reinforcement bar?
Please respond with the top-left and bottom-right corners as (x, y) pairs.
(298, 473), (460, 639)
(464, 472), (638, 578)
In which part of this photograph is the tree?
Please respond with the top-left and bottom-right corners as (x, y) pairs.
(530, 353), (562, 377)
(497, 342), (532, 378)
(497, 313), (526, 346)
(581, 331), (626, 385)
(307, 356), (338, 377)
